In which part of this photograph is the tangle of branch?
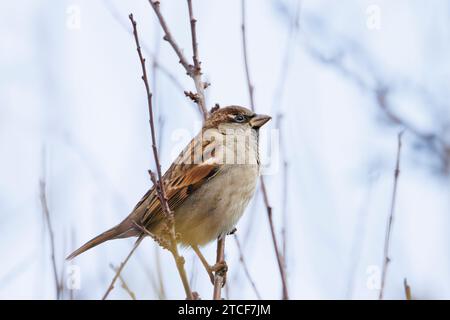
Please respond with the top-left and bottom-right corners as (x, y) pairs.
(148, 0), (209, 119)
(129, 13), (193, 300)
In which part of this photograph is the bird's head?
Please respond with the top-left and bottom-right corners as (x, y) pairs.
(204, 105), (271, 133)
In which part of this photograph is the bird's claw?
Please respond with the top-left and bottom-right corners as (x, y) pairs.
(210, 261), (228, 287)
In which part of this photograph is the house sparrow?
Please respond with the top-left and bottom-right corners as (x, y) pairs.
(67, 106), (271, 269)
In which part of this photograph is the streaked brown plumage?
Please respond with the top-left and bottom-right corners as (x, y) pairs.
(67, 106), (271, 260)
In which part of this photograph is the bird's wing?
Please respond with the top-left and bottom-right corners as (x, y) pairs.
(67, 131), (222, 259)
(131, 132), (221, 228)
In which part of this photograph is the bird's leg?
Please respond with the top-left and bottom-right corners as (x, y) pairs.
(213, 236), (228, 288)
(192, 245), (215, 284)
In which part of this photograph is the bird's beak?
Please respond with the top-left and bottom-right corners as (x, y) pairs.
(250, 114), (271, 128)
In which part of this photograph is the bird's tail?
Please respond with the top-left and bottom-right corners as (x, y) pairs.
(66, 222), (137, 260)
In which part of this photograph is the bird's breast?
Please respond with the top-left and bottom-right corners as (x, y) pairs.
(174, 164), (259, 246)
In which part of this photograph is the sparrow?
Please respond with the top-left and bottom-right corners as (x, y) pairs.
(67, 105), (271, 278)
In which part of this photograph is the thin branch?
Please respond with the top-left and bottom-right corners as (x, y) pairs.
(186, 0), (208, 118)
(404, 278), (412, 300)
(379, 131), (404, 300)
(128, 13), (193, 300)
(102, 237), (143, 300)
(187, 0), (200, 72)
(109, 263), (137, 300)
(148, 0), (208, 119)
(154, 244), (167, 299)
(241, 0), (255, 112)
(280, 160), (289, 261)
(271, 0), (301, 264)
(148, 1), (192, 74)
(148, 0), (231, 300)
(135, 221), (193, 299)
(241, 0), (289, 300)
(39, 177), (61, 300)
(234, 234), (262, 299)
(213, 237), (226, 300)
(102, 0), (186, 93)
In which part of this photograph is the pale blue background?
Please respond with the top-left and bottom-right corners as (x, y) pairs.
(1, 0), (449, 299)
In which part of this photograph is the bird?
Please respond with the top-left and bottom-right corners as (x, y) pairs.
(66, 105), (271, 279)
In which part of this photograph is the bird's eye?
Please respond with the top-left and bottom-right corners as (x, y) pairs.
(234, 114), (246, 122)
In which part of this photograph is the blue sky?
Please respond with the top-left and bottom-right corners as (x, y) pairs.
(1, 0), (449, 299)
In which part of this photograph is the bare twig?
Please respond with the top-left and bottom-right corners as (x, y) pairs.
(109, 263), (137, 300)
(241, 0), (289, 300)
(102, 237), (143, 300)
(280, 161), (289, 261)
(213, 237), (226, 300)
(148, 0), (208, 119)
(234, 234), (262, 299)
(404, 278), (412, 300)
(241, 0), (255, 112)
(39, 177), (61, 300)
(102, 0), (185, 93)
(148, 0), (233, 300)
(379, 132), (404, 299)
(187, 0), (200, 72)
(271, 0), (301, 264)
(129, 14), (193, 300)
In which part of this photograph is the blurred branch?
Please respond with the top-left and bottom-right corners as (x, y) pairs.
(102, 0), (186, 93)
(293, 19), (450, 174)
(273, 0), (450, 174)
(39, 175), (61, 300)
(345, 181), (374, 299)
(272, 2), (301, 264)
(375, 88), (450, 173)
(404, 278), (412, 300)
(379, 131), (404, 300)
(148, 0), (209, 120)
(128, 13), (193, 300)
(241, 0), (289, 300)
(102, 237), (143, 300)
(109, 263), (137, 300)
(135, 249), (165, 299)
(154, 245), (167, 299)
(234, 234), (262, 299)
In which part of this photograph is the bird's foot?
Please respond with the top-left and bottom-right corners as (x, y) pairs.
(211, 261), (228, 287)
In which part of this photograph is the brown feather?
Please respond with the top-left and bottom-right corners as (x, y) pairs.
(66, 105), (255, 260)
